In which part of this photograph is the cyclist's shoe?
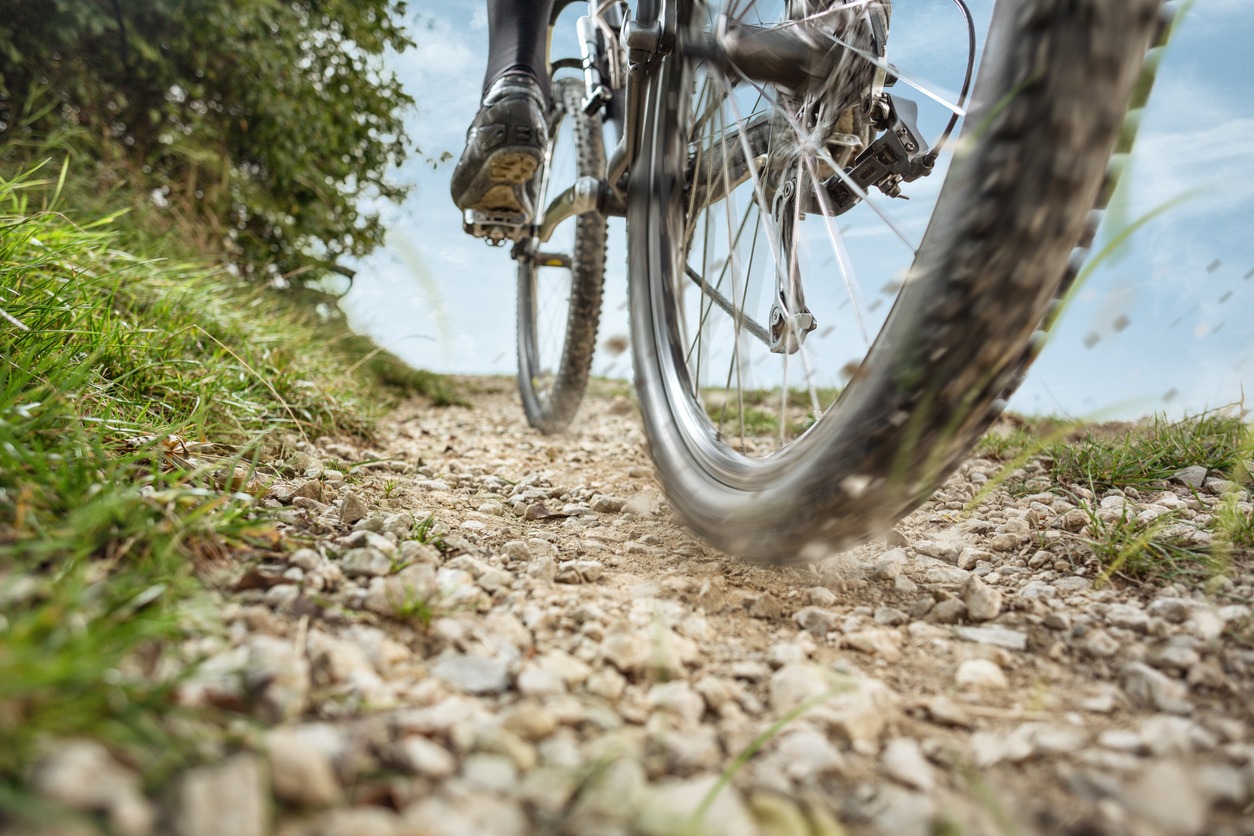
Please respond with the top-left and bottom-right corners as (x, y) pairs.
(451, 75), (548, 241)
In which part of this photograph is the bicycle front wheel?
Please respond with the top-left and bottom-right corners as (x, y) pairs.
(628, 0), (1166, 563)
(517, 77), (608, 434)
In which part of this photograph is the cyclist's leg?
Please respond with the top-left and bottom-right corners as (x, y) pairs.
(483, 0), (556, 99)
(451, 0), (556, 228)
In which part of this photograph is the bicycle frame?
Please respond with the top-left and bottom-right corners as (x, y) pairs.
(535, 0), (922, 247)
(535, 0), (631, 245)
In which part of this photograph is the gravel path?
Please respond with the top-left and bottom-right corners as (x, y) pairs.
(29, 378), (1253, 836)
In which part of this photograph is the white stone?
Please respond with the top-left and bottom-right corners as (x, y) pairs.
(1105, 603), (1149, 632)
(462, 753), (519, 793)
(1077, 628), (1120, 659)
(341, 547), (391, 577)
(338, 491), (369, 524)
(306, 629), (388, 704)
(32, 739), (155, 836)
(806, 586), (838, 607)
(794, 606), (840, 635)
(954, 625), (1027, 651)
(882, 738), (935, 792)
(915, 540), (960, 562)
(955, 658), (1008, 690)
(1122, 760), (1209, 836)
(775, 728), (845, 781)
(243, 634), (309, 722)
(432, 653), (510, 694)
(843, 629), (903, 661)
(962, 575), (1003, 622)
(404, 787), (527, 836)
(567, 758), (647, 828)
(174, 754), (266, 836)
(1122, 663), (1191, 714)
(956, 547), (990, 571)
(517, 664), (566, 697)
(866, 784), (936, 836)
(266, 727), (341, 807)
(873, 548), (907, 579)
(648, 682), (706, 726)
(586, 668), (627, 701)
(1171, 465), (1208, 489)
(1148, 596), (1196, 623)
(1098, 729), (1145, 753)
(637, 775), (756, 836)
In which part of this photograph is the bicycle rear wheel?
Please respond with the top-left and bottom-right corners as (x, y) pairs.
(517, 77), (608, 434)
(628, 0), (1166, 563)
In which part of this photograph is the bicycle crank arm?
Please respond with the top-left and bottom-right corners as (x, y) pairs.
(535, 175), (626, 244)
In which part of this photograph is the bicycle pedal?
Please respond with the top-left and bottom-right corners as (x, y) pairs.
(464, 210), (531, 246)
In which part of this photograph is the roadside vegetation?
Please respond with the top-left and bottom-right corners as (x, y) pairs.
(0, 0), (436, 813)
(973, 410), (1253, 585)
(0, 159), (452, 812)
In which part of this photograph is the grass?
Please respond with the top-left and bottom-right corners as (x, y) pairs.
(973, 425), (1041, 462)
(0, 161), (454, 813)
(965, 410), (1252, 586)
(1081, 506), (1219, 584)
(1041, 411), (1251, 584)
(701, 386), (841, 441)
(388, 589), (437, 630)
(972, 415), (1073, 462)
(411, 512), (448, 551)
(1049, 411), (1251, 490)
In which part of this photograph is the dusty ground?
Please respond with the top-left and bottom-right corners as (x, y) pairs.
(25, 377), (1254, 836)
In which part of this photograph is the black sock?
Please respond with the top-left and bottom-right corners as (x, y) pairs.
(482, 0), (557, 100)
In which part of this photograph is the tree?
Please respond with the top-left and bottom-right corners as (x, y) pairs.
(0, 0), (414, 279)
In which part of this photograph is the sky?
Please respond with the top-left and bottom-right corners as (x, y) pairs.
(340, 0), (1254, 421)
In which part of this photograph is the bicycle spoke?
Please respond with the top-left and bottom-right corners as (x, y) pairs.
(666, 0), (971, 454)
(732, 69), (920, 253)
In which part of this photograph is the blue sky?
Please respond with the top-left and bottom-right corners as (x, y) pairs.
(342, 0), (1254, 420)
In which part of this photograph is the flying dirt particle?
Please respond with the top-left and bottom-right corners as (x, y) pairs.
(1244, 268), (1253, 280)
(1112, 314), (1131, 333)
(868, 299), (883, 312)
(1163, 388), (1178, 402)
(1083, 332), (1101, 349)
(1218, 291), (1233, 303)
(1206, 259), (1222, 273)
(1169, 316), (1183, 328)
(841, 474), (871, 498)
(840, 360), (864, 381)
(880, 280), (902, 295)
(602, 335), (629, 356)
(1212, 322), (1225, 335)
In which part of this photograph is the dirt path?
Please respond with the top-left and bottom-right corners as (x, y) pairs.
(32, 378), (1253, 836)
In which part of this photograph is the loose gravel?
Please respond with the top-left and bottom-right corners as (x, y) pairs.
(22, 378), (1254, 836)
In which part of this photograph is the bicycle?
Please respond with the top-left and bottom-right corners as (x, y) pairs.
(472, 0), (1173, 564)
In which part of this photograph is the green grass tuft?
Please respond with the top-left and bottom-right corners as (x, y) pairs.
(1081, 506), (1218, 585)
(1050, 412), (1252, 490)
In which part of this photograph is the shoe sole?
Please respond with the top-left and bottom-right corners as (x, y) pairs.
(459, 147), (542, 216)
